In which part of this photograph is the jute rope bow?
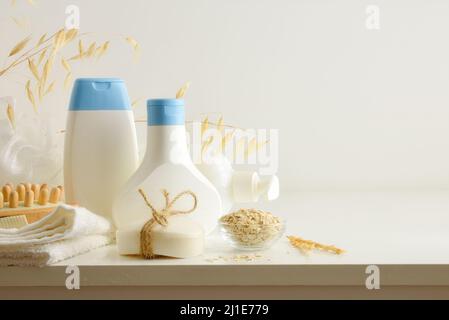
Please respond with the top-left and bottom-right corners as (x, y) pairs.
(138, 188), (198, 259)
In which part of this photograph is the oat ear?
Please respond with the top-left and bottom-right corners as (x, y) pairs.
(61, 58), (71, 72)
(37, 33), (47, 46)
(176, 82), (191, 99)
(8, 35), (31, 57)
(64, 72), (73, 90)
(25, 80), (37, 112)
(6, 103), (15, 130)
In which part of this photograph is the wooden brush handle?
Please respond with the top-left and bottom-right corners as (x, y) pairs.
(0, 206), (56, 224)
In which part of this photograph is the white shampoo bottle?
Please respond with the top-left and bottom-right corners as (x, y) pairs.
(64, 78), (139, 221)
(113, 99), (222, 257)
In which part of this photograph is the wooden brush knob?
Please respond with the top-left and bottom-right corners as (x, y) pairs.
(49, 188), (61, 204)
(24, 190), (35, 207)
(31, 184), (41, 200)
(38, 188), (49, 205)
(9, 191), (19, 208)
(16, 184), (25, 201)
(2, 185), (11, 203)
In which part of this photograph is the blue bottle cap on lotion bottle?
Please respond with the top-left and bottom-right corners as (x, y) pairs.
(147, 99), (185, 126)
(69, 78), (131, 111)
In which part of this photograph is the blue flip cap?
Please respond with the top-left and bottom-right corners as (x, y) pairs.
(69, 78), (131, 111)
(147, 99), (185, 126)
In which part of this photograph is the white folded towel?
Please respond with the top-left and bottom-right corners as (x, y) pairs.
(0, 204), (114, 267)
(0, 235), (112, 267)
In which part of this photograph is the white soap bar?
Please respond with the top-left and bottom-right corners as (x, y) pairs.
(116, 215), (205, 258)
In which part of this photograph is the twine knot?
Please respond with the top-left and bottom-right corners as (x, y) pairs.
(138, 188), (198, 259)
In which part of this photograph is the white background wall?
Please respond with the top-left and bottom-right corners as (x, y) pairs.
(1, 0), (449, 191)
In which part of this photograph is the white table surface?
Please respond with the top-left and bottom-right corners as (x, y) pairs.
(63, 190), (449, 265)
(2, 190), (449, 287)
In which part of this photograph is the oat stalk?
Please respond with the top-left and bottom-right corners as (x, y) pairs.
(287, 236), (345, 255)
(176, 82), (191, 99)
(6, 103), (16, 130)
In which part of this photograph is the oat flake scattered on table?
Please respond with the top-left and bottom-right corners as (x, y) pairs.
(205, 254), (264, 263)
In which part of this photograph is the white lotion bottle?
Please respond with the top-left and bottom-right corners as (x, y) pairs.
(64, 78), (139, 221)
(113, 99), (222, 257)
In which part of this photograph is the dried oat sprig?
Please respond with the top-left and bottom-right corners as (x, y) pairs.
(176, 82), (191, 99)
(201, 116), (209, 138)
(287, 236), (345, 255)
(37, 33), (47, 46)
(125, 36), (140, 59)
(2, 29), (61, 75)
(45, 81), (55, 95)
(246, 139), (269, 158)
(96, 41), (110, 59)
(125, 37), (139, 50)
(6, 103), (15, 130)
(37, 48), (47, 65)
(201, 136), (214, 158)
(221, 129), (235, 152)
(8, 35), (32, 57)
(86, 42), (96, 57)
(61, 58), (71, 72)
(197, 115), (270, 158)
(64, 72), (73, 89)
(245, 137), (257, 159)
(27, 58), (40, 80)
(78, 39), (84, 58)
(131, 98), (142, 108)
(2, 13), (140, 121)
(25, 80), (37, 112)
(2, 30), (137, 112)
(217, 116), (224, 133)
